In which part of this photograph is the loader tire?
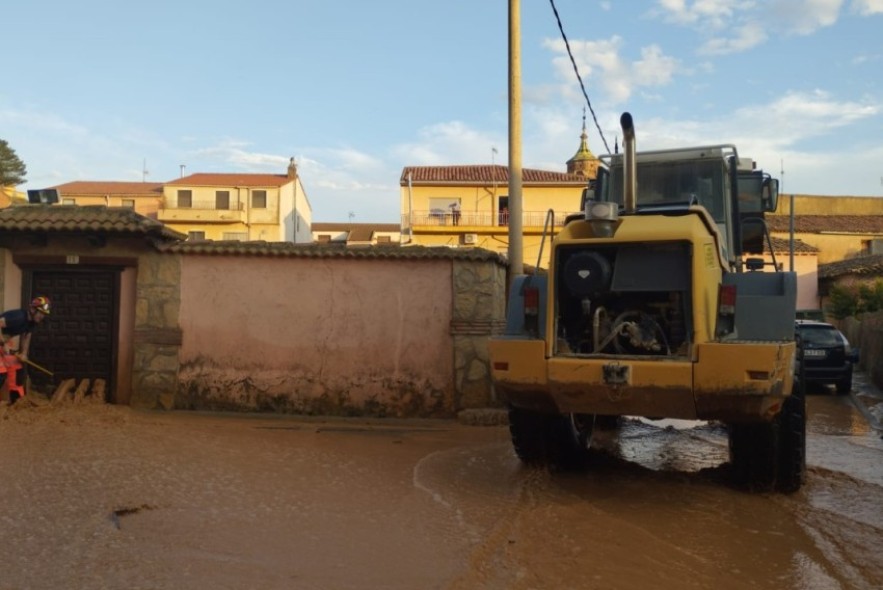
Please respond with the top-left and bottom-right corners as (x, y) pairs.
(546, 413), (594, 470)
(508, 407), (594, 469)
(728, 422), (777, 492)
(776, 360), (807, 494)
(508, 405), (552, 464)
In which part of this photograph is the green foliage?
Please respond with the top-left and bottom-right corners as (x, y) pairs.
(826, 279), (883, 319)
(858, 280), (883, 313)
(827, 284), (858, 320)
(0, 139), (27, 187)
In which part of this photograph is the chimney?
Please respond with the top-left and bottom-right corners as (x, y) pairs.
(287, 157), (298, 180)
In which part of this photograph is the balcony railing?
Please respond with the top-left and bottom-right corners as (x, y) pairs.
(165, 201), (246, 211)
(157, 201), (247, 223)
(403, 210), (579, 228)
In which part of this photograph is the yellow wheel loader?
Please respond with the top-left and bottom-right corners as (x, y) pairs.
(489, 113), (804, 493)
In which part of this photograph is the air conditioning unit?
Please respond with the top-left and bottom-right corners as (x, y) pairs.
(462, 233), (478, 245)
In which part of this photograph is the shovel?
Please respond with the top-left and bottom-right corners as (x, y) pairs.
(16, 355), (54, 376)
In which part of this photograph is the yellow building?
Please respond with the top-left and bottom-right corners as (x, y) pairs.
(399, 122), (598, 267)
(767, 195), (883, 264)
(48, 181), (164, 217)
(46, 159), (313, 243)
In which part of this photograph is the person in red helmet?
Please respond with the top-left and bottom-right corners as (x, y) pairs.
(0, 296), (51, 403)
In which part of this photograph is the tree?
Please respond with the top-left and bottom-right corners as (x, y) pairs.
(827, 284), (858, 320)
(0, 139), (27, 187)
(826, 279), (883, 319)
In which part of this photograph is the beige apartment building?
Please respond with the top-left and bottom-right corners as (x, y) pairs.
(47, 181), (164, 217)
(44, 159), (312, 243)
(160, 159), (312, 243)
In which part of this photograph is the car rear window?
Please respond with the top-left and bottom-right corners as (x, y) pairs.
(798, 326), (841, 346)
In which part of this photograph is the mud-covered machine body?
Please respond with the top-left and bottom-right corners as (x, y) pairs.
(489, 113), (804, 492)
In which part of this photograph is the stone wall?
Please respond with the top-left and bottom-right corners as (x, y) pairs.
(131, 253), (182, 409)
(450, 259), (508, 408)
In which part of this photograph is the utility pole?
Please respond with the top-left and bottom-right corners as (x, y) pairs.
(508, 0), (524, 278)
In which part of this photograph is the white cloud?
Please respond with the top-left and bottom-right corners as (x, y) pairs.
(633, 45), (680, 85)
(655, 0), (739, 28)
(769, 0), (845, 34)
(742, 90), (878, 136)
(391, 121), (503, 165)
(851, 0), (883, 14)
(0, 108), (87, 135)
(543, 36), (681, 105)
(700, 24), (768, 55)
(192, 140), (288, 170)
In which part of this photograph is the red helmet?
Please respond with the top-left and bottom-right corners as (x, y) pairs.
(30, 296), (51, 315)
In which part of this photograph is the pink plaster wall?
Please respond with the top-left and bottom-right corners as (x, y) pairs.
(178, 256), (456, 416)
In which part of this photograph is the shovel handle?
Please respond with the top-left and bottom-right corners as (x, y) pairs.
(16, 355), (54, 376)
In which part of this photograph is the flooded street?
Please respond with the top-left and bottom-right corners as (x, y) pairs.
(1, 376), (882, 590)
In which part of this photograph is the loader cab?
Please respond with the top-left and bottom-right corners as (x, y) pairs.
(737, 164), (779, 254)
(593, 146), (739, 265)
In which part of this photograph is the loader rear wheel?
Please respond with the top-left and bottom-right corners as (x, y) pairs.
(728, 366), (806, 493)
(507, 406), (594, 469)
(728, 422), (777, 492)
(547, 413), (594, 469)
(776, 360), (807, 493)
(508, 405), (553, 464)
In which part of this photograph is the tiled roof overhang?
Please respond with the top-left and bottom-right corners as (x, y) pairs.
(0, 205), (186, 241)
(158, 240), (508, 264)
(818, 254), (883, 280)
(400, 165), (587, 185)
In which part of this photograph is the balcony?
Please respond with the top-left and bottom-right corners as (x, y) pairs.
(402, 210), (579, 229)
(158, 201), (247, 224)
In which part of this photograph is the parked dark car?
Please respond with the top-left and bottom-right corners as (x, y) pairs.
(796, 308), (825, 322)
(795, 320), (859, 395)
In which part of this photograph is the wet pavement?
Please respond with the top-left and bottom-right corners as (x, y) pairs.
(1, 374), (881, 590)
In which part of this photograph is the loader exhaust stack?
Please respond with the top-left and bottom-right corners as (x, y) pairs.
(621, 112), (637, 213)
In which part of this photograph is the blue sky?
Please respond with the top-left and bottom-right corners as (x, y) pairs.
(3, 0), (881, 222)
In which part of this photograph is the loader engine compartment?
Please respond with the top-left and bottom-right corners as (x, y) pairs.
(554, 241), (693, 357)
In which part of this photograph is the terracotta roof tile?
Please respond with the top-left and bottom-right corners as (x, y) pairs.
(0, 205), (185, 240)
(767, 215), (883, 234)
(818, 254), (883, 279)
(50, 181), (164, 196)
(400, 165), (587, 185)
(159, 241), (506, 263)
(767, 236), (817, 254)
(166, 173), (291, 188)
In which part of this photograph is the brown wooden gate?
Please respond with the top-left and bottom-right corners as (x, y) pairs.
(27, 269), (119, 400)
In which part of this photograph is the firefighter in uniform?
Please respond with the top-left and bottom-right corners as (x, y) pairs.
(0, 296), (51, 403)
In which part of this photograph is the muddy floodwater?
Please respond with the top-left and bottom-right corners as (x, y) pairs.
(1, 378), (882, 590)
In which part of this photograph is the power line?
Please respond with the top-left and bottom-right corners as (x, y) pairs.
(548, 0), (611, 154)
